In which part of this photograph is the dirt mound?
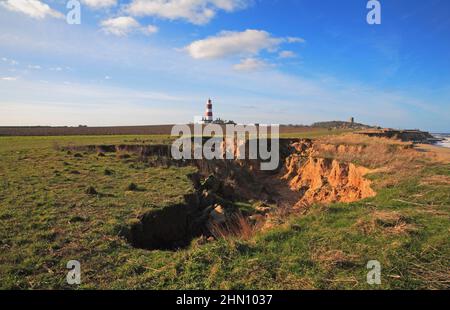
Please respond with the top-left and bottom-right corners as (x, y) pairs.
(280, 139), (376, 208)
(283, 157), (375, 207)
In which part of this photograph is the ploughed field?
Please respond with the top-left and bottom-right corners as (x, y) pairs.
(0, 132), (448, 289)
(0, 125), (339, 137)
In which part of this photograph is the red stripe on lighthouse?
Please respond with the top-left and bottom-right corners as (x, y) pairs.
(205, 99), (213, 122)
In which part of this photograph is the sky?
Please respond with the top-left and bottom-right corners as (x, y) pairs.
(0, 0), (449, 131)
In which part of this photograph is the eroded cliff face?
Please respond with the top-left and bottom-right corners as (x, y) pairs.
(282, 155), (375, 209)
(278, 139), (376, 209)
(65, 138), (377, 249)
(66, 138), (377, 210)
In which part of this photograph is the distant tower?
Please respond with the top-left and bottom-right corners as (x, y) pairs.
(350, 117), (355, 124)
(205, 98), (213, 123)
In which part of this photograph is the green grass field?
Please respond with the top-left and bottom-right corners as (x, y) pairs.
(0, 133), (448, 289)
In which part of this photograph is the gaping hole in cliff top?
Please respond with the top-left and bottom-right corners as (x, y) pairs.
(63, 138), (376, 250)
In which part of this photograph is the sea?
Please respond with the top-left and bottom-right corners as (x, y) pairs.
(432, 133), (450, 148)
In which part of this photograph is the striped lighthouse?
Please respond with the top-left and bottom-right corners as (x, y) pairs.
(205, 98), (213, 123)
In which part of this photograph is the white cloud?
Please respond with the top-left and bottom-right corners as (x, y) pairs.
(1, 76), (18, 81)
(2, 10), (446, 131)
(185, 30), (304, 61)
(0, 79), (190, 126)
(28, 64), (41, 69)
(0, 0), (64, 19)
(126, 0), (249, 25)
(143, 24), (159, 35)
(1, 57), (19, 65)
(278, 50), (296, 59)
(287, 37), (305, 43)
(100, 16), (158, 36)
(185, 29), (282, 59)
(100, 16), (140, 36)
(81, 0), (117, 9)
(233, 58), (268, 72)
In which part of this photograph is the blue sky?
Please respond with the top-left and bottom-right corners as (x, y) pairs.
(0, 0), (449, 131)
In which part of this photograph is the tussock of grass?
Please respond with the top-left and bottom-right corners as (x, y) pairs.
(104, 169), (114, 176)
(209, 213), (256, 242)
(354, 211), (419, 235)
(126, 183), (139, 191)
(85, 186), (98, 195)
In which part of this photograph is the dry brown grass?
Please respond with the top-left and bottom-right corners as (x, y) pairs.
(276, 273), (316, 290)
(414, 143), (450, 163)
(355, 211), (418, 235)
(403, 251), (450, 290)
(314, 133), (417, 169)
(209, 213), (257, 242)
(116, 150), (132, 159)
(311, 248), (360, 270)
(318, 133), (407, 146)
(420, 175), (450, 186)
(309, 133), (446, 194)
